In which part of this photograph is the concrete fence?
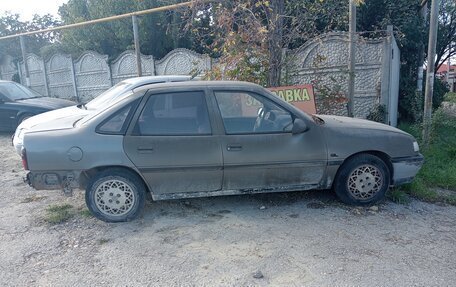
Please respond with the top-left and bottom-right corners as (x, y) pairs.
(0, 31), (400, 125)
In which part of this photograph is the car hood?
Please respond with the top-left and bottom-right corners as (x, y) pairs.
(18, 106), (91, 132)
(16, 97), (75, 109)
(317, 115), (410, 136)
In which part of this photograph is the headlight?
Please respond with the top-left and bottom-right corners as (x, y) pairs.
(413, 141), (420, 152)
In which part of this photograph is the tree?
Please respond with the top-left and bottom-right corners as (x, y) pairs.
(56, 0), (192, 59)
(0, 13), (60, 61)
(435, 0), (456, 70)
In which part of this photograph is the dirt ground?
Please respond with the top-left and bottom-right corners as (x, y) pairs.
(1, 133), (455, 287)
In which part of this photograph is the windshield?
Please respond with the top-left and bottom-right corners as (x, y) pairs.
(85, 82), (132, 110)
(0, 82), (42, 101)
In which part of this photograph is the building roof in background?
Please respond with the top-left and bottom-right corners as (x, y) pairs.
(437, 63), (456, 74)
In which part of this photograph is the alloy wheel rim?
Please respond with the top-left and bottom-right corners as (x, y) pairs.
(94, 179), (135, 216)
(347, 164), (383, 200)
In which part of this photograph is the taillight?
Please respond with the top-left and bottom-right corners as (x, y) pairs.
(21, 148), (29, 170)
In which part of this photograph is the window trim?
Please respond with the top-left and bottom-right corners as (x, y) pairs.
(213, 90), (295, 135)
(132, 90), (213, 137)
(95, 98), (140, 135)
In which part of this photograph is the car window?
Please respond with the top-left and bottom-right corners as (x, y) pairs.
(96, 99), (139, 134)
(135, 91), (211, 136)
(0, 82), (41, 101)
(214, 91), (293, 134)
(85, 82), (132, 110)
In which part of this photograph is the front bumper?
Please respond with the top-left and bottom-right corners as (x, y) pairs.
(12, 129), (24, 156)
(391, 154), (424, 185)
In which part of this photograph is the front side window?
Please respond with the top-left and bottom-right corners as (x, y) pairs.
(214, 91), (293, 134)
(135, 91), (211, 136)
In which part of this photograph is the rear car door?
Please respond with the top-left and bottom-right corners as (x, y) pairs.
(123, 89), (223, 197)
(212, 89), (327, 191)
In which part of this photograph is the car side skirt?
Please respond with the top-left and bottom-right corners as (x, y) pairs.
(151, 184), (321, 201)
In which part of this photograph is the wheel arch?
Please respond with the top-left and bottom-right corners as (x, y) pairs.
(333, 150), (394, 187)
(79, 165), (151, 194)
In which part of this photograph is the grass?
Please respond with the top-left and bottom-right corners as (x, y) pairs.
(44, 204), (74, 224)
(98, 238), (110, 245)
(387, 188), (410, 204)
(21, 194), (47, 203)
(79, 208), (93, 218)
(398, 104), (456, 205)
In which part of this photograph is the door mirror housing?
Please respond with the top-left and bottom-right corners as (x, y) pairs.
(292, 118), (308, 134)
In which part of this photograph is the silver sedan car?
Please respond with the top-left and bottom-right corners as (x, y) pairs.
(17, 80), (423, 222)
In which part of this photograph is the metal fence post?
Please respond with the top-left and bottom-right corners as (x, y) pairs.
(70, 56), (79, 103)
(42, 57), (50, 96)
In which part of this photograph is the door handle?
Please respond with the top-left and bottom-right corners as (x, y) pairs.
(227, 144), (242, 151)
(137, 146), (154, 153)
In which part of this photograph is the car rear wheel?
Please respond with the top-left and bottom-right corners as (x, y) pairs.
(333, 154), (390, 205)
(85, 168), (146, 222)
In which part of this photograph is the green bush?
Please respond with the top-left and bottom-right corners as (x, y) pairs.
(444, 92), (456, 103)
(399, 109), (456, 204)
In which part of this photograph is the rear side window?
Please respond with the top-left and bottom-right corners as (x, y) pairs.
(96, 99), (139, 134)
(134, 91), (211, 136)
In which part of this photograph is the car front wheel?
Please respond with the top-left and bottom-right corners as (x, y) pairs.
(85, 168), (146, 222)
(334, 154), (390, 205)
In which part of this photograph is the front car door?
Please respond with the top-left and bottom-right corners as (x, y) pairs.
(123, 89), (223, 199)
(0, 94), (16, 131)
(211, 89), (327, 192)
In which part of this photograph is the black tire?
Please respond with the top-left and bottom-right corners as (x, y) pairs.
(85, 168), (146, 222)
(333, 154), (390, 205)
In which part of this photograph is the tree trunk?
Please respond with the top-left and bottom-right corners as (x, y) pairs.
(267, 0), (284, 87)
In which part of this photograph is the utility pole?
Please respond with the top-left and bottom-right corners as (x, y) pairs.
(417, 0), (428, 92)
(132, 15), (142, 77)
(422, 0), (440, 147)
(348, 0), (357, 117)
(19, 36), (30, 87)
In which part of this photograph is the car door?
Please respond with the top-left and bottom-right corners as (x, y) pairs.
(212, 89), (327, 191)
(123, 89), (223, 197)
(0, 94), (16, 131)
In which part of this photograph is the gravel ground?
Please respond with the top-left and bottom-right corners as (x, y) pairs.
(1, 133), (455, 286)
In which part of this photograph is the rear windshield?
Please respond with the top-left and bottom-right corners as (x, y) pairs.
(0, 82), (42, 101)
(85, 82), (132, 110)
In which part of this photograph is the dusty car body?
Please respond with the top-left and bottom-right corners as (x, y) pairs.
(13, 75), (194, 155)
(0, 80), (75, 132)
(18, 80), (423, 222)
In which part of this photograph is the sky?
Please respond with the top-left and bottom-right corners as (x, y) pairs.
(0, 0), (68, 21)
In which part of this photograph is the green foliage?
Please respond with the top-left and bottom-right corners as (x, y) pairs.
(0, 13), (60, 61)
(79, 208), (93, 218)
(399, 111), (456, 204)
(57, 0), (192, 59)
(444, 92), (456, 103)
(387, 188), (410, 204)
(432, 77), (450, 110)
(45, 204), (74, 224)
(366, 104), (387, 123)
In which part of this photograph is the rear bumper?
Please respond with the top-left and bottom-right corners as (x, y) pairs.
(391, 154), (424, 186)
(26, 171), (80, 191)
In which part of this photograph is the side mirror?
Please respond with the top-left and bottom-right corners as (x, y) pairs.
(292, 118), (309, 134)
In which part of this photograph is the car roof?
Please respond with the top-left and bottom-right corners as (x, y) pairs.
(132, 80), (263, 93)
(122, 75), (195, 88)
